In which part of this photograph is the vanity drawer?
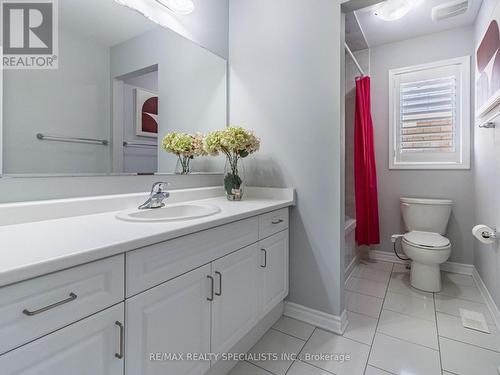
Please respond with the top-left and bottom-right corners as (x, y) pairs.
(126, 216), (259, 297)
(259, 208), (289, 239)
(0, 255), (124, 354)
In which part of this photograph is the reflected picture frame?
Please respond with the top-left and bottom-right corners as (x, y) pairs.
(476, 2), (500, 118)
(135, 88), (159, 138)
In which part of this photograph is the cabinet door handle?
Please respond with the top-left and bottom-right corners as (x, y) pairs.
(207, 275), (215, 301)
(215, 271), (222, 296)
(261, 249), (267, 268)
(115, 321), (124, 359)
(22, 292), (77, 316)
(272, 219), (284, 225)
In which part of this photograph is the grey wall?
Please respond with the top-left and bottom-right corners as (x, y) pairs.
(229, 0), (346, 316)
(122, 71), (158, 174)
(110, 26), (226, 174)
(473, 0), (500, 309)
(3, 28), (111, 174)
(155, 0), (229, 59)
(0, 1), (229, 203)
(370, 27), (476, 264)
(0, 174), (223, 204)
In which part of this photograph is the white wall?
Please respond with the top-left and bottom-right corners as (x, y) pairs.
(370, 27), (476, 264)
(229, 0), (345, 316)
(473, 0), (500, 308)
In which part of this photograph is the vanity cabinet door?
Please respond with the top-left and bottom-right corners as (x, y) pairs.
(259, 230), (289, 315)
(125, 264), (212, 375)
(0, 304), (124, 375)
(211, 244), (261, 356)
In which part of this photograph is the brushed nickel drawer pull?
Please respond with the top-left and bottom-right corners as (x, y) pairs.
(215, 271), (222, 296)
(115, 321), (124, 359)
(207, 275), (215, 301)
(22, 293), (77, 316)
(272, 219), (284, 225)
(261, 249), (267, 268)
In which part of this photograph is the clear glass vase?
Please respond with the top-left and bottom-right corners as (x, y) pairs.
(176, 156), (192, 175)
(224, 157), (245, 201)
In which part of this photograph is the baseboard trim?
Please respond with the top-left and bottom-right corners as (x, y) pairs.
(472, 268), (500, 332)
(345, 254), (360, 280)
(365, 249), (409, 265)
(367, 250), (473, 275)
(440, 261), (474, 275)
(284, 302), (348, 335)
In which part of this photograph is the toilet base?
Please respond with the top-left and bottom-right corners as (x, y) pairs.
(410, 262), (441, 292)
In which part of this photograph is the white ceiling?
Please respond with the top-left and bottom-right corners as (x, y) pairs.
(60, 0), (157, 47)
(354, 0), (483, 47)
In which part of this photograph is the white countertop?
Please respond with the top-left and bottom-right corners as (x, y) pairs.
(0, 187), (295, 287)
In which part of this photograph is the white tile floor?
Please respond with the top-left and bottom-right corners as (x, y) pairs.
(229, 260), (500, 375)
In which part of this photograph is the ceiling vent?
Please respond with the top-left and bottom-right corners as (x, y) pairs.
(431, 0), (469, 21)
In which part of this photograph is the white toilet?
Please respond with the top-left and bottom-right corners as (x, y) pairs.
(400, 197), (453, 292)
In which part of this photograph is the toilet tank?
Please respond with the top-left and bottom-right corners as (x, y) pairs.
(400, 197), (453, 235)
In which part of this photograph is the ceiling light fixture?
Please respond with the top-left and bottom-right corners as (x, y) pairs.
(374, 0), (422, 21)
(155, 0), (195, 15)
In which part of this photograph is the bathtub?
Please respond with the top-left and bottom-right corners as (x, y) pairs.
(345, 216), (358, 277)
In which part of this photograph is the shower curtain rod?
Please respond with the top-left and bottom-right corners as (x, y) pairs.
(344, 42), (365, 76)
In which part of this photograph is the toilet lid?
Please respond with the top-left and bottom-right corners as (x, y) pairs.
(403, 231), (450, 248)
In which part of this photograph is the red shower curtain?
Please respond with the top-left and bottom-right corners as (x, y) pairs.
(354, 76), (380, 246)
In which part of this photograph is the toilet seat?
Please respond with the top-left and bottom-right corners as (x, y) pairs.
(403, 231), (450, 249)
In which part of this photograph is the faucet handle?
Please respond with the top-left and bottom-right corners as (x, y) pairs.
(151, 181), (170, 193)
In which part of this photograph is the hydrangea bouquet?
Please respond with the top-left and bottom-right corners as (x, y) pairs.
(204, 126), (260, 200)
(161, 132), (206, 174)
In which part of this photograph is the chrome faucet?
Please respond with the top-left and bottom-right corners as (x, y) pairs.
(138, 182), (170, 209)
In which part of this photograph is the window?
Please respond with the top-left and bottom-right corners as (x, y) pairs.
(389, 57), (470, 169)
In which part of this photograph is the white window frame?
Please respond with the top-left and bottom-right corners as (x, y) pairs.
(388, 56), (471, 170)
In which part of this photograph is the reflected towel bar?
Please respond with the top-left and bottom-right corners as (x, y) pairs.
(123, 141), (157, 148)
(36, 133), (109, 146)
(478, 109), (500, 129)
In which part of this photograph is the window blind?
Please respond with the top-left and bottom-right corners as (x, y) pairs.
(399, 76), (456, 153)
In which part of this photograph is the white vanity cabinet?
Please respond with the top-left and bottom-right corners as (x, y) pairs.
(125, 264), (212, 375)
(0, 303), (125, 375)
(211, 243), (261, 355)
(259, 230), (289, 316)
(0, 207), (289, 375)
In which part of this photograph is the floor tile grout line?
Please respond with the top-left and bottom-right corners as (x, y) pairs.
(294, 358), (337, 375)
(345, 286), (387, 300)
(438, 334), (500, 354)
(243, 360), (276, 375)
(375, 331), (440, 352)
(432, 288), (445, 374)
(282, 331), (309, 375)
(361, 261), (394, 375)
(368, 364), (399, 375)
(286, 327), (318, 375)
(269, 327), (309, 342)
(381, 306), (436, 322)
(435, 309), (494, 324)
(346, 307), (382, 320)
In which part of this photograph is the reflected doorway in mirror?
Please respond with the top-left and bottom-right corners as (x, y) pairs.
(135, 88), (158, 138)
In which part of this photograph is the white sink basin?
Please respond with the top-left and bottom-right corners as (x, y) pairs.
(116, 203), (221, 223)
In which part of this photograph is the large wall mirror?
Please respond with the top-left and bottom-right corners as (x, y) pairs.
(1, 0), (226, 176)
